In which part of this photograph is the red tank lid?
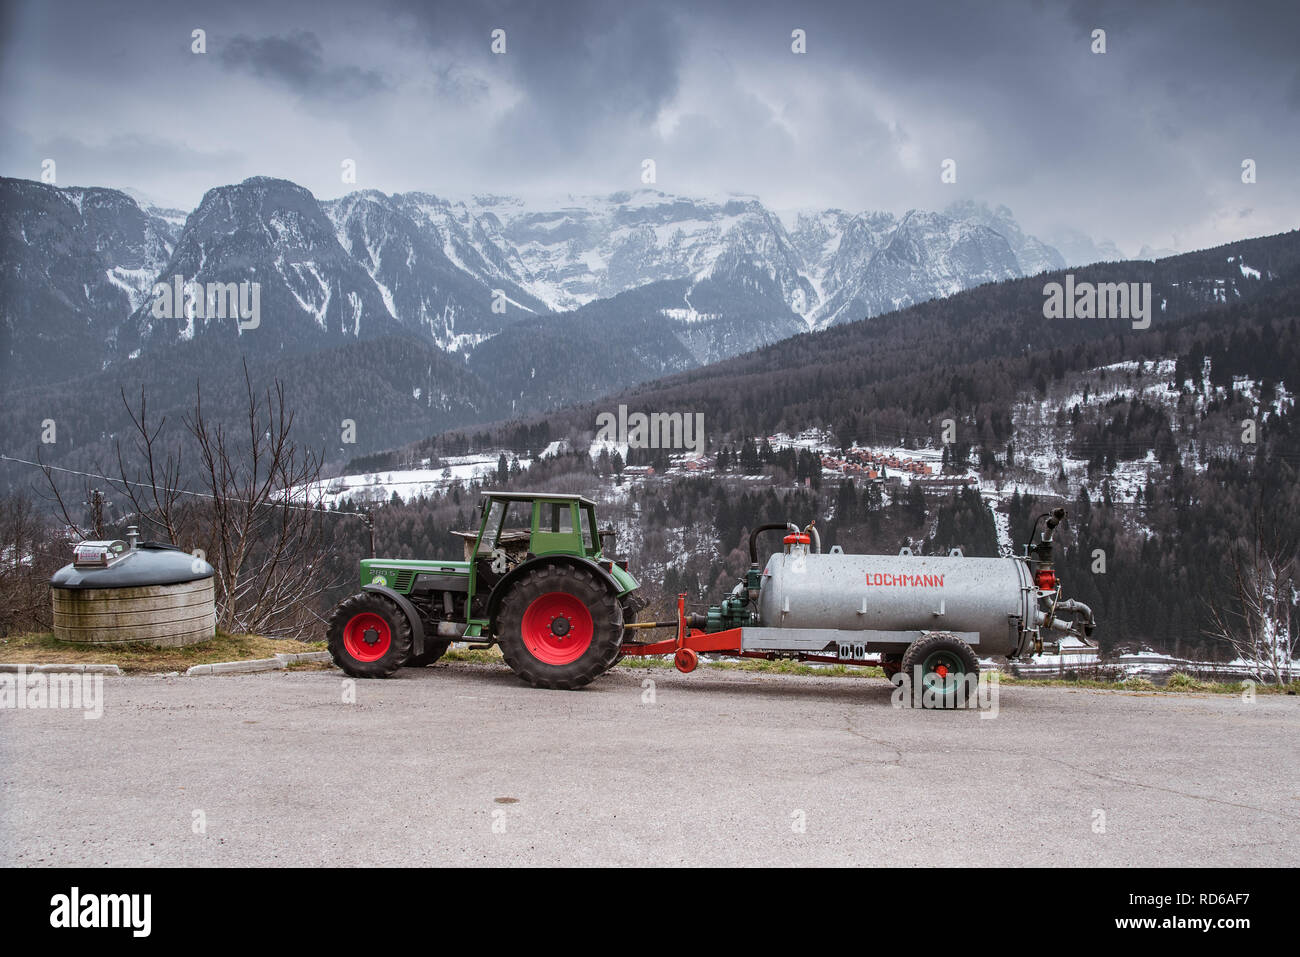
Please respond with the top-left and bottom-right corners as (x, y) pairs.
(783, 533), (811, 545)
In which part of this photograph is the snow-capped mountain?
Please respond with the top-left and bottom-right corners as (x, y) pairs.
(469, 191), (810, 312)
(808, 210), (1024, 326)
(459, 190), (1072, 333)
(3, 173), (1097, 396)
(0, 177), (176, 383)
(118, 177), (401, 359)
(324, 190), (549, 352)
(944, 200), (1067, 275)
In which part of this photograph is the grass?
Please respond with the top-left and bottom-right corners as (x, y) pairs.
(7, 633), (1295, 694)
(0, 631), (326, 674)
(449, 648), (1297, 694)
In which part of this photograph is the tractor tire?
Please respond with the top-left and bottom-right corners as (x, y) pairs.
(603, 603), (638, 673)
(327, 592), (413, 679)
(899, 632), (979, 709)
(406, 640), (452, 667)
(495, 564), (624, 690)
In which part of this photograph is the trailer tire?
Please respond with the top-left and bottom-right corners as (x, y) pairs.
(327, 592), (413, 678)
(495, 564), (624, 690)
(407, 640), (452, 667)
(900, 632), (979, 709)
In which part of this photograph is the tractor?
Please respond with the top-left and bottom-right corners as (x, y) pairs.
(327, 491), (645, 689)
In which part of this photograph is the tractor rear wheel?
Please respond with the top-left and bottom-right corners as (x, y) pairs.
(602, 602), (638, 673)
(327, 592), (412, 678)
(406, 640), (452, 667)
(495, 564), (624, 690)
(899, 632), (979, 708)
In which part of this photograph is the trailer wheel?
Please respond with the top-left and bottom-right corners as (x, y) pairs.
(900, 633), (979, 708)
(495, 564), (624, 690)
(406, 640), (452, 667)
(327, 592), (413, 678)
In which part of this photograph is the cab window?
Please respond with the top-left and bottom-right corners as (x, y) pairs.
(545, 501), (573, 534)
(496, 501), (526, 542)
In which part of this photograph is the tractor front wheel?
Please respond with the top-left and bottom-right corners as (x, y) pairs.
(327, 592), (412, 678)
(495, 564), (624, 690)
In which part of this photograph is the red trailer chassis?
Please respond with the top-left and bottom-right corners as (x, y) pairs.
(618, 594), (887, 673)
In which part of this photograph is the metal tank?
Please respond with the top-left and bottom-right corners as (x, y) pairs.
(756, 548), (1035, 657)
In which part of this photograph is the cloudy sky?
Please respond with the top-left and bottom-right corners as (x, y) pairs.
(1, 0), (1296, 256)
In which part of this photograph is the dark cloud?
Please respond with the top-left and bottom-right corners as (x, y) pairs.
(0, 0), (1295, 252)
(0, 131), (244, 190)
(219, 30), (388, 98)
(392, 0), (685, 153)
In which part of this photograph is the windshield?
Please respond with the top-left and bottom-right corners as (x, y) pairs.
(480, 500), (504, 547)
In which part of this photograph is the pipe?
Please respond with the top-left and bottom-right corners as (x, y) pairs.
(1043, 507), (1066, 542)
(1036, 598), (1095, 637)
(748, 522), (798, 565)
(1036, 610), (1075, 633)
(803, 521), (821, 554)
(1055, 598), (1095, 636)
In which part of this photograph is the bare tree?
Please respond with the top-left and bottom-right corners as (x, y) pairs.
(1206, 528), (1298, 685)
(38, 361), (338, 639)
(114, 385), (188, 544)
(0, 491), (65, 636)
(184, 363), (334, 637)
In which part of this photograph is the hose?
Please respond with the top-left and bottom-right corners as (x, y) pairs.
(803, 521), (821, 554)
(748, 522), (799, 564)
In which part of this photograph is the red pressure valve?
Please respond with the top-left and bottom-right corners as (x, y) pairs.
(1035, 568), (1058, 591)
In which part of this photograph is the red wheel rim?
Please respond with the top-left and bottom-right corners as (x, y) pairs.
(520, 591), (594, 666)
(343, 612), (392, 662)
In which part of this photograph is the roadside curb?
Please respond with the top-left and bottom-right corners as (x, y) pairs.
(0, 663), (124, 675)
(185, 651), (333, 676)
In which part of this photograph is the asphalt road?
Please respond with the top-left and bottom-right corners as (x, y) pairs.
(2, 662), (1297, 866)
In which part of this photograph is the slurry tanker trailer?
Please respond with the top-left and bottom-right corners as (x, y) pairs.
(327, 491), (1095, 707)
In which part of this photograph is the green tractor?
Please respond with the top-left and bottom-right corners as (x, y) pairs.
(326, 491), (645, 689)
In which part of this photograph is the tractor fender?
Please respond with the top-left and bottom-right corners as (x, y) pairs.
(486, 554), (624, 625)
(362, 583), (425, 657)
